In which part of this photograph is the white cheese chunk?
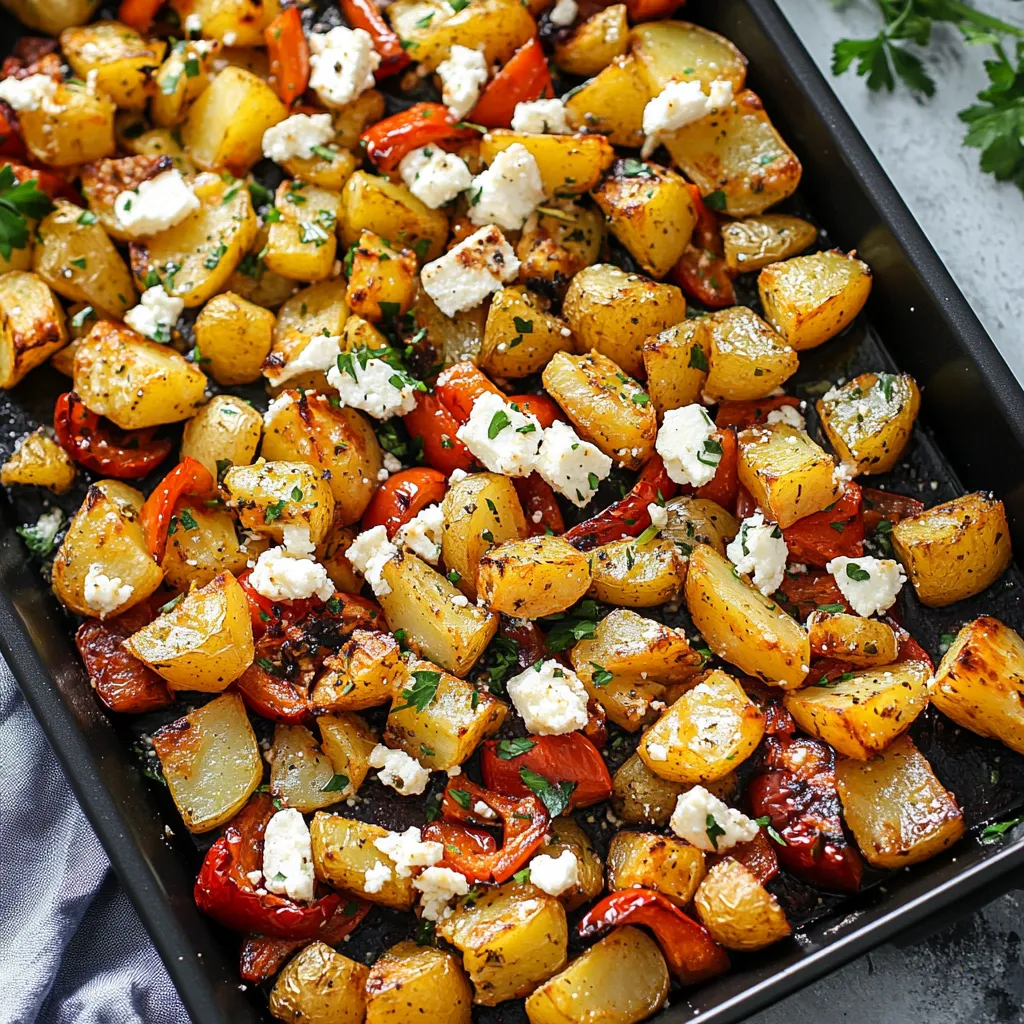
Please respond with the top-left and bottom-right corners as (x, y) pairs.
(421, 224), (520, 317)
(308, 27), (380, 108)
(326, 355), (419, 419)
(436, 44), (488, 121)
(262, 112), (335, 163)
(647, 502), (668, 530)
(826, 555), (906, 617)
(123, 285), (184, 343)
(369, 743), (431, 795)
(394, 503), (444, 565)
(414, 866), (471, 921)
(83, 564), (134, 619)
(345, 525), (399, 597)
(456, 391), (543, 478)
(506, 659), (589, 736)
(655, 404), (721, 488)
(468, 143), (546, 231)
(765, 404), (806, 430)
(0, 73), (57, 111)
(399, 146), (473, 209)
(535, 420), (612, 506)
(281, 524), (316, 558)
(267, 333), (341, 387)
(364, 859), (393, 893)
(510, 98), (571, 135)
(249, 546), (335, 602)
(114, 170), (200, 238)
(669, 785), (759, 853)
(548, 0), (578, 25)
(373, 826), (444, 877)
(263, 808), (315, 902)
(528, 850), (579, 897)
(641, 79), (734, 158)
(726, 511), (788, 596)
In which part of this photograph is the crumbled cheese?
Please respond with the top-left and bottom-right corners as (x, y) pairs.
(826, 556), (906, 617)
(264, 392), (295, 425)
(249, 546), (335, 602)
(123, 285), (184, 343)
(394, 503), (443, 564)
(468, 144), (546, 231)
(473, 800), (497, 819)
(0, 73), (57, 111)
(345, 525), (399, 596)
(262, 112), (335, 163)
(833, 460), (859, 486)
(765, 404), (806, 430)
(83, 564), (134, 619)
(184, 12), (202, 34)
(421, 224), (520, 317)
(414, 866), (471, 921)
(369, 743), (431, 795)
(647, 503), (668, 530)
(436, 44), (488, 121)
(506, 659), (589, 736)
(645, 741), (669, 761)
(364, 859), (393, 893)
(281, 524), (316, 558)
(399, 146), (473, 209)
(669, 786), (759, 853)
(326, 355), (419, 419)
(449, 468), (469, 485)
(373, 826), (443, 877)
(641, 79), (734, 158)
(529, 850), (579, 896)
(655, 404), (721, 487)
(510, 98), (571, 135)
(308, 27), (380, 107)
(383, 452), (403, 474)
(263, 808), (315, 902)
(114, 170), (199, 238)
(456, 391), (543, 477)
(535, 420), (612, 506)
(548, 0), (578, 25)
(267, 333), (340, 386)
(726, 512), (788, 596)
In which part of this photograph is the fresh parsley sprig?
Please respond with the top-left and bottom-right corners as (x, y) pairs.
(0, 165), (54, 260)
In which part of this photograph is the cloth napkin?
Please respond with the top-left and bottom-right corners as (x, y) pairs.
(0, 664), (188, 1024)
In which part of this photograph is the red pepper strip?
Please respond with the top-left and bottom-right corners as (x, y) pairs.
(861, 487), (925, 532)
(624, 0), (686, 22)
(361, 467), (447, 538)
(803, 657), (856, 688)
(498, 615), (551, 669)
(2, 50), (63, 82)
(53, 392), (172, 479)
(480, 733), (612, 809)
(507, 393), (563, 429)
(339, 0), (410, 78)
(118, 0), (167, 33)
(715, 396), (801, 429)
(671, 244), (736, 310)
(403, 391), (477, 476)
(434, 361), (505, 423)
(892, 628), (933, 670)
(140, 457), (215, 563)
(695, 426), (737, 509)
(578, 890), (730, 984)
(422, 779), (549, 884)
(361, 103), (479, 172)
(513, 474), (565, 536)
(707, 830), (779, 886)
(240, 899), (371, 984)
(237, 568), (319, 641)
(266, 7), (310, 104)
(775, 570), (851, 620)
(0, 104), (24, 158)
(564, 455), (678, 551)
(469, 38), (553, 129)
(781, 482), (864, 568)
(235, 658), (310, 723)
(735, 483), (757, 520)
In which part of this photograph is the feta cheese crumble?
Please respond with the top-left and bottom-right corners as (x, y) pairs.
(468, 144), (546, 231)
(641, 79), (734, 158)
(548, 0), (578, 25)
(421, 224), (520, 317)
(669, 786), (759, 852)
(114, 170), (199, 238)
(414, 866), (471, 921)
(308, 27), (380, 108)
(373, 826), (443, 877)
(655, 404), (722, 488)
(645, 741), (669, 762)
(249, 545), (335, 602)
(647, 502), (668, 530)
(726, 512), (789, 596)
(394, 503), (443, 564)
(826, 556), (906, 617)
(765, 404), (806, 430)
(436, 44), (488, 121)
(268, 333), (341, 387)
(326, 355), (419, 419)
(510, 98), (571, 135)
(369, 743), (431, 795)
(364, 860), (393, 893)
(529, 850), (579, 897)
(399, 146), (473, 209)
(506, 659), (589, 736)
(345, 525), (399, 597)
(535, 420), (612, 506)
(262, 112), (335, 163)
(83, 564), (134, 618)
(0, 73), (57, 111)
(456, 391), (543, 477)
(123, 285), (184, 343)
(263, 808), (315, 902)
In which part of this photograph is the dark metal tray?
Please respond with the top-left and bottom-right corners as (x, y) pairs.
(3, 0), (1024, 1020)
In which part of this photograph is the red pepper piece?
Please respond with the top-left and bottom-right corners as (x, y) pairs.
(140, 457), (215, 563)
(118, 0), (167, 33)
(402, 391), (477, 476)
(266, 7), (310, 104)
(53, 391), (172, 479)
(623, 0), (686, 21)
(506, 393), (563, 429)
(671, 184), (735, 308)
(782, 482), (864, 568)
(715, 396), (802, 429)
(695, 426), (737, 509)
(498, 615), (550, 669)
(361, 467), (447, 538)
(339, 0), (411, 78)
(480, 733), (612, 809)
(708, 830), (779, 886)
(513, 474), (565, 536)
(469, 38), (553, 128)
(564, 455), (678, 550)
(234, 658), (311, 723)
(578, 890), (730, 984)
(0, 104), (24, 158)
(361, 103), (478, 172)
(6, 159), (77, 203)
(434, 361), (504, 423)
(861, 487), (925, 532)
(776, 570), (851, 620)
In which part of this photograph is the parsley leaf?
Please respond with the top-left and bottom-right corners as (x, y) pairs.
(541, 598), (602, 651)
(981, 816), (1023, 841)
(481, 635), (518, 693)
(495, 738), (537, 759)
(0, 166), (53, 260)
(394, 669), (442, 713)
(321, 773), (350, 793)
(705, 813), (727, 850)
(519, 768), (576, 816)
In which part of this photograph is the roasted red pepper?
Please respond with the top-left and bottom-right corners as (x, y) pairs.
(118, 0), (167, 33)
(775, 570), (851, 620)
(861, 487), (925, 533)
(434, 361), (504, 422)
(564, 456), (678, 550)
(361, 103), (478, 171)
(0, 104), (24, 158)
(671, 184), (736, 309)
(578, 890), (730, 984)
(237, 568), (319, 641)
(695, 426), (737, 509)
(715, 396), (802, 429)
(507, 393), (563, 429)
(194, 795), (342, 939)
(140, 457), (215, 563)
(623, 0), (687, 21)
(782, 482), (864, 567)
(422, 779), (548, 883)
(469, 38), (553, 129)
(361, 467), (447, 537)
(234, 657), (311, 723)
(339, 0), (410, 78)
(402, 391), (477, 476)
(498, 615), (551, 669)
(513, 474), (565, 536)
(266, 7), (310, 104)
(5, 159), (77, 203)
(708, 830), (779, 886)
(53, 392), (172, 479)
(480, 733), (612, 809)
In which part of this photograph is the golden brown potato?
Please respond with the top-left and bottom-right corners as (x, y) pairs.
(562, 264), (687, 379)
(562, 55), (648, 149)
(193, 291), (275, 386)
(542, 350), (657, 469)
(661, 496), (739, 556)
(151, 38), (221, 128)
(318, 712), (378, 796)
(694, 859), (790, 951)
(188, 0), (282, 45)
(366, 942), (473, 1024)
(932, 617), (1024, 755)
(525, 927), (669, 1024)
(0, 271), (67, 388)
(630, 20), (747, 96)
(807, 611), (899, 667)
(151, 692), (263, 833)
(1, 429), (75, 493)
(758, 250), (872, 350)
(607, 831), (706, 907)
(312, 630), (405, 712)
(553, 4), (629, 76)
(892, 492), (1011, 607)
(266, 281), (349, 391)
(19, 81), (115, 167)
(74, 320), (207, 429)
(477, 535), (592, 618)
(332, 89), (387, 149)
(536, 819), (603, 912)
(701, 306), (799, 403)
(588, 537), (686, 607)
(479, 286), (573, 379)
(160, 501), (251, 591)
(224, 228), (298, 310)
(516, 203), (605, 294)
(180, 395), (262, 478)
(480, 131), (615, 198)
(4, 0), (100, 34)
(269, 724), (343, 813)
(684, 543), (809, 688)
(345, 230), (418, 323)
(611, 752), (685, 826)
(79, 154), (180, 246)
(643, 319), (710, 419)
(269, 942), (368, 1024)
(783, 658), (932, 759)
(264, 180), (342, 283)
(835, 734), (965, 869)
(721, 214), (818, 273)
(437, 881), (568, 1006)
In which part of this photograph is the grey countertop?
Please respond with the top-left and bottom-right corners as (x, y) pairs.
(751, 2), (1024, 1019)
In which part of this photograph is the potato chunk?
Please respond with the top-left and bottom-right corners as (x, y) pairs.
(562, 55), (648, 149)
(19, 82), (116, 167)
(265, 180), (342, 283)
(480, 130), (615, 197)
(661, 496), (739, 555)
(151, 692), (263, 833)
(161, 502), (251, 591)
(180, 395), (262, 478)
(1, 428), (75, 493)
(437, 882), (568, 1006)
(643, 319), (710, 419)
(0, 271), (68, 388)
(702, 306), (799, 403)
(193, 291), (275, 386)
(721, 214), (818, 273)
(270, 942), (368, 1024)
(344, 230), (418, 322)
(553, 4), (630, 76)
(611, 753), (685, 826)
(537, 819), (604, 912)
(835, 735), (965, 869)
(312, 630), (405, 711)
(341, 171), (448, 261)
(694, 859), (790, 951)
(515, 203), (604, 294)
(783, 659), (932, 759)
(269, 724), (343, 813)
(366, 942), (473, 1024)
(477, 535), (592, 618)
(891, 492), (1011, 607)
(318, 712), (378, 796)
(479, 286), (573, 379)
(607, 832), (706, 907)
(588, 537), (686, 608)
(758, 250), (872, 350)
(807, 611), (899, 667)
(62, 21), (166, 110)
(630, 20), (747, 96)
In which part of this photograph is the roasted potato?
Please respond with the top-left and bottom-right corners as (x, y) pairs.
(269, 942), (368, 1024)
(0, 271), (68, 388)
(537, 819), (604, 912)
(553, 4), (629, 76)
(588, 537), (686, 607)
(477, 535), (592, 618)
(661, 496), (739, 556)
(701, 306), (799, 403)
(480, 131), (615, 198)
(318, 711), (378, 796)
(267, 280), (349, 390)
(79, 154), (177, 244)
(630, 20), (747, 96)
(366, 942), (473, 1024)
(180, 394), (262, 478)
(224, 228), (298, 310)
(264, 180), (342, 283)
(1, 428), (75, 493)
(759, 250), (872, 350)
(721, 214), (818, 273)
(643, 319), (710, 419)
(345, 230), (418, 322)
(2, 0), (100, 34)
(19, 81), (116, 167)
(269, 723), (344, 813)
(187, 0), (282, 44)
(61, 21), (166, 110)
(891, 492), (1011, 607)
(151, 691), (263, 833)
(479, 286), (573, 379)
(312, 630), (405, 711)
(516, 203), (605, 294)
(563, 55), (648, 149)
(611, 752), (685, 826)
(161, 501), (251, 591)
(807, 611), (899, 667)
(193, 291), (276, 386)
(151, 38), (221, 128)
(607, 831), (706, 907)
(694, 859), (790, 951)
